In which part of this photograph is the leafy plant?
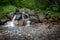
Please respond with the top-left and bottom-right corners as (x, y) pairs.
(0, 5), (16, 18)
(51, 5), (58, 11)
(44, 8), (51, 18)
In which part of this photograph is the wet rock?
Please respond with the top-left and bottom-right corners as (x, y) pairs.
(16, 13), (29, 20)
(0, 19), (9, 25)
(6, 12), (14, 20)
(38, 13), (45, 22)
(30, 15), (39, 23)
(18, 20), (25, 26)
(13, 20), (19, 25)
(6, 12), (22, 20)
(15, 13), (22, 20)
(52, 22), (58, 25)
(0, 37), (4, 40)
(48, 18), (54, 22)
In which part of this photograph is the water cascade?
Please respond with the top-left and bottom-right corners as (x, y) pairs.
(22, 12), (31, 27)
(5, 15), (16, 28)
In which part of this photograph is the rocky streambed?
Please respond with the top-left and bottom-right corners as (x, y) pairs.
(0, 9), (60, 40)
(0, 23), (60, 40)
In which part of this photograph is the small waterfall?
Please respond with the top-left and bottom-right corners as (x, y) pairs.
(25, 20), (31, 27)
(12, 15), (16, 22)
(5, 15), (16, 28)
(22, 12), (25, 20)
(25, 16), (31, 27)
(10, 15), (16, 27)
(22, 12), (31, 27)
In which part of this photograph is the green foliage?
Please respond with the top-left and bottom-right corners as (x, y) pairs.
(0, 5), (16, 18)
(20, 8), (30, 12)
(0, 0), (60, 18)
(3, 5), (16, 13)
(44, 10), (51, 18)
(20, 0), (35, 9)
(51, 5), (58, 11)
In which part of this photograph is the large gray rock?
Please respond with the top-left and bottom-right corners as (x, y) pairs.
(29, 15), (39, 23)
(15, 13), (22, 20)
(6, 12), (22, 20)
(0, 19), (9, 25)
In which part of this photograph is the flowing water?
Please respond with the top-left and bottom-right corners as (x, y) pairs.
(3, 12), (31, 28)
(22, 12), (31, 27)
(4, 15), (16, 28)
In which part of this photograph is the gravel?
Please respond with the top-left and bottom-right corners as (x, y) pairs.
(0, 23), (60, 40)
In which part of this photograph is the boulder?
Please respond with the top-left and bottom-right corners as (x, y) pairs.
(0, 19), (9, 25)
(28, 10), (37, 15)
(38, 13), (45, 22)
(13, 20), (19, 25)
(48, 18), (54, 22)
(15, 13), (22, 20)
(29, 15), (39, 23)
(18, 20), (25, 26)
(6, 12), (22, 20)
(6, 12), (14, 20)
(0, 38), (4, 40)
